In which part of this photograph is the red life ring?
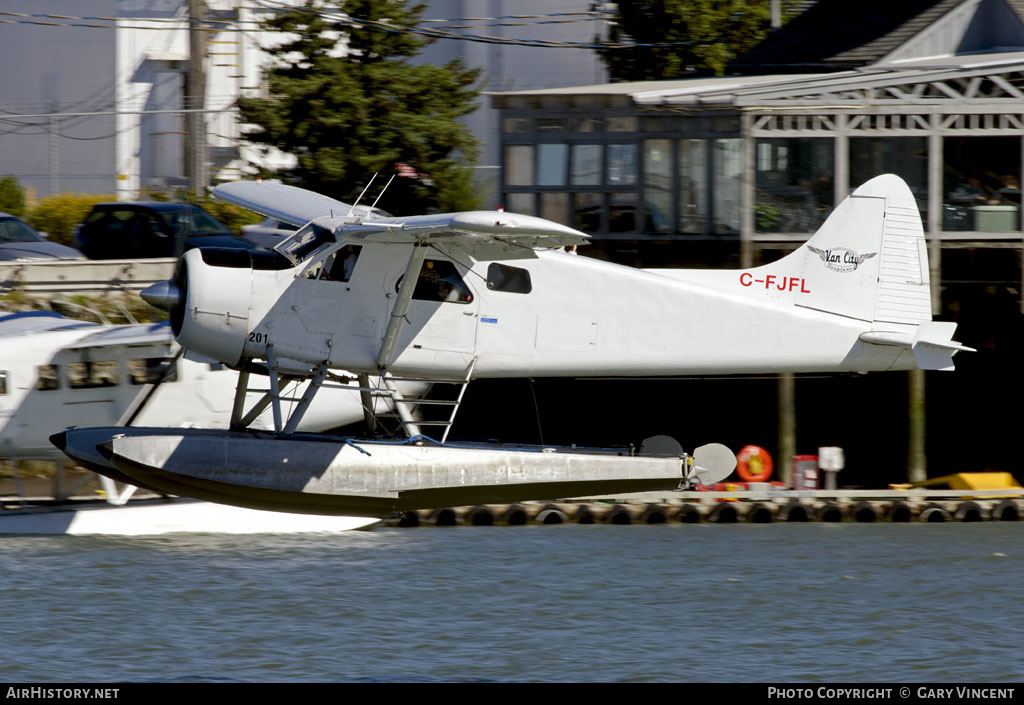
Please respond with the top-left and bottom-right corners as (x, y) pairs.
(736, 445), (774, 482)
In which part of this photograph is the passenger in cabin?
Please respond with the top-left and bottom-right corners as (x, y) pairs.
(993, 175), (1021, 205)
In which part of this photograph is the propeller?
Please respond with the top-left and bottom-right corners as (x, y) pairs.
(687, 443), (737, 486)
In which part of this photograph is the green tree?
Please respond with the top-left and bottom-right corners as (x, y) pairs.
(0, 175), (26, 217)
(237, 0), (482, 215)
(597, 0), (781, 79)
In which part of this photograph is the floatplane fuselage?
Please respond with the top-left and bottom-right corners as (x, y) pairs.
(54, 175), (971, 518)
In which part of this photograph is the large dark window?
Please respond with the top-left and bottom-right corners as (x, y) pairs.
(504, 145), (534, 186)
(755, 138), (834, 233)
(67, 361), (119, 389)
(487, 263), (532, 294)
(398, 260), (473, 304)
(128, 358), (178, 385)
(537, 144), (568, 185)
(36, 365), (59, 390)
(571, 145), (602, 186)
(943, 136), (1021, 232)
(714, 139), (742, 234)
(850, 137), (927, 217)
(644, 140), (672, 234)
(320, 245), (362, 282)
(678, 139), (707, 234)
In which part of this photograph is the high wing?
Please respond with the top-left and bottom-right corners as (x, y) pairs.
(341, 211), (591, 250)
(213, 180), (590, 261)
(213, 181), (358, 227)
(66, 322), (174, 350)
(0, 311), (97, 337)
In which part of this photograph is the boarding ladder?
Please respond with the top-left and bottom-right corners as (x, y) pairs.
(378, 358), (476, 443)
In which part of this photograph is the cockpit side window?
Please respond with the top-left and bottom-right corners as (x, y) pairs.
(275, 223), (335, 264)
(0, 371), (7, 395)
(396, 259), (473, 304)
(320, 245), (362, 282)
(486, 263), (532, 294)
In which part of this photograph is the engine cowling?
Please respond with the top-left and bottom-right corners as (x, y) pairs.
(142, 247), (291, 367)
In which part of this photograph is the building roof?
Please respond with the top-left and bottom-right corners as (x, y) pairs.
(490, 51), (1024, 109)
(730, 0), (1024, 72)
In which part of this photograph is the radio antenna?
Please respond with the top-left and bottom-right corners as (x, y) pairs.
(367, 173), (397, 218)
(347, 172), (378, 216)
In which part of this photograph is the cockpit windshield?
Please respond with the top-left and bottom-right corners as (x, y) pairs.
(274, 222), (336, 264)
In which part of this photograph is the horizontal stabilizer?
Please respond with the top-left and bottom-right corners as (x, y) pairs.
(860, 321), (973, 371)
(213, 181), (356, 227)
(911, 321), (975, 371)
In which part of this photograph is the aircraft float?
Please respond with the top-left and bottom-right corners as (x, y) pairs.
(53, 174), (971, 518)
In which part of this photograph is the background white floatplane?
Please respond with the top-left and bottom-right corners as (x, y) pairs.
(0, 312), (413, 534)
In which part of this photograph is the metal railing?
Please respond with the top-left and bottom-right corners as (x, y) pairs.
(0, 258), (176, 296)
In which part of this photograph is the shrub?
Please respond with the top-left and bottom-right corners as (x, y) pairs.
(26, 193), (114, 246)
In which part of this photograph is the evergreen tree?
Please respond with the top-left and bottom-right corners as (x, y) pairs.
(237, 0), (481, 215)
(0, 175), (26, 217)
(597, 1), (783, 79)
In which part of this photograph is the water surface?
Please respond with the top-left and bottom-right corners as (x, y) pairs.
(1, 523), (1020, 682)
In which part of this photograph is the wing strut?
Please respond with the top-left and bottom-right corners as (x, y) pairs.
(376, 242), (429, 371)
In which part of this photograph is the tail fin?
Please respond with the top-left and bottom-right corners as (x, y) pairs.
(789, 174), (974, 369)
(792, 173), (931, 325)
(654, 174), (971, 369)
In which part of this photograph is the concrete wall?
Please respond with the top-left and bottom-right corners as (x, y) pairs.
(0, 0), (118, 198)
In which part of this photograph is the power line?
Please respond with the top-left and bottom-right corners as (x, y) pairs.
(0, 4), (699, 50)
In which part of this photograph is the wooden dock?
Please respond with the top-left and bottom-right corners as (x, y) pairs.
(384, 489), (1024, 526)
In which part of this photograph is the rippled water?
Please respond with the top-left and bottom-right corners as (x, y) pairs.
(1, 523), (1021, 683)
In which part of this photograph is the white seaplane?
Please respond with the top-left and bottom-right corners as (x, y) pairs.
(0, 312), (420, 534)
(54, 174), (971, 518)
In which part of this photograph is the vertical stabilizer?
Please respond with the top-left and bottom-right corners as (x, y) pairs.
(793, 174), (930, 326)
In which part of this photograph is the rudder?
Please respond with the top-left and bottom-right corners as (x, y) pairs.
(792, 174), (930, 326)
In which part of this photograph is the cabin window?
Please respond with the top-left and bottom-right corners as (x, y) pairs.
(320, 245), (362, 282)
(276, 223), (335, 264)
(0, 371), (7, 395)
(487, 263), (532, 294)
(128, 358), (178, 385)
(396, 260), (473, 304)
(67, 361), (120, 389)
(36, 365), (59, 391)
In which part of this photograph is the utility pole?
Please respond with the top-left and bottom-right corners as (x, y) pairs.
(185, 0), (208, 194)
(49, 106), (60, 196)
(778, 372), (796, 487)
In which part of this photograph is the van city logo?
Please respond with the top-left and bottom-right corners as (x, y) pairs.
(807, 246), (877, 273)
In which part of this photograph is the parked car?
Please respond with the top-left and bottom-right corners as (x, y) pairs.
(0, 212), (84, 261)
(240, 217), (299, 250)
(74, 202), (257, 259)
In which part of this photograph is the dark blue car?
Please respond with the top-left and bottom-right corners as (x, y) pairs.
(0, 212), (84, 261)
(75, 202), (257, 259)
